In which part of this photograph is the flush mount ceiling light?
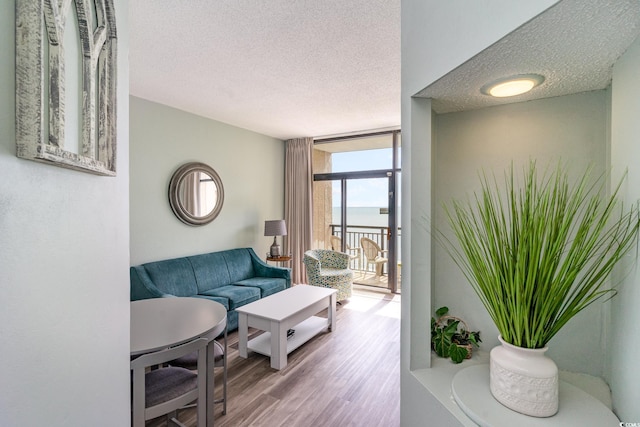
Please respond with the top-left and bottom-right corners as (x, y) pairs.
(481, 74), (545, 98)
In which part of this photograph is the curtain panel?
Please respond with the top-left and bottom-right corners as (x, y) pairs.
(284, 137), (313, 284)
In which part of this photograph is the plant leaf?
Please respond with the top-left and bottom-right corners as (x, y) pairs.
(433, 333), (450, 357)
(436, 306), (449, 317)
(449, 344), (468, 363)
(468, 331), (481, 346)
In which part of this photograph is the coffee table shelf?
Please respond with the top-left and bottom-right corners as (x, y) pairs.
(247, 316), (328, 357)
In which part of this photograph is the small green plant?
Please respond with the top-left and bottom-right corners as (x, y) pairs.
(431, 306), (481, 363)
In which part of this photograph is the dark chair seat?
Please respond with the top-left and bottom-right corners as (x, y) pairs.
(169, 337), (228, 415)
(131, 338), (208, 427)
(170, 340), (224, 369)
(145, 367), (198, 407)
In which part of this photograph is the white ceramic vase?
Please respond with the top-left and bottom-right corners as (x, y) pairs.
(489, 335), (559, 417)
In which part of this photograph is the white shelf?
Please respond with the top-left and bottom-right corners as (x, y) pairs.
(412, 353), (616, 427)
(247, 316), (328, 357)
(451, 364), (619, 427)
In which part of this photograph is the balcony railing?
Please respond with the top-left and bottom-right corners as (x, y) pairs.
(329, 224), (401, 291)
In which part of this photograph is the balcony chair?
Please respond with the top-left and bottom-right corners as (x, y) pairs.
(360, 237), (388, 279)
(330, 235), (361, 268)
(131, 338), (208, 427)
(303, 249), (353, 301)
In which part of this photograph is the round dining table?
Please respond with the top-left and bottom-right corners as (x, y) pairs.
(130, 297), (227, 427)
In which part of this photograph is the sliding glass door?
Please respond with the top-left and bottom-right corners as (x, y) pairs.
(312, 130), (401, 293)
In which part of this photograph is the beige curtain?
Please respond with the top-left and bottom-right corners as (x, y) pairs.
(284, 137), (313, 284)
(182, 172), (199, 215)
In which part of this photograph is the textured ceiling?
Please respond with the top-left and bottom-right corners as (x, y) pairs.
(417, 0), (640, 113)
(129, 0), (401, 140)
(130, 0), (640, 141)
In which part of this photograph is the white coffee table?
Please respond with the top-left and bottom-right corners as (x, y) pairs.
(236, 284), (337, 370)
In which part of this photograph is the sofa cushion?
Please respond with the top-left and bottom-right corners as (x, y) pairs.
(199, 285), (260, 310)
(222, 249), (256, 282)
(143, 258), (198, 297)
(234, 277), (287, 298)
(188, 252), (232, 293)
(192, 294), (230, 311)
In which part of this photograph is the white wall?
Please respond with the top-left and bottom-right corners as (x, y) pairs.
(400, 1), (558, 425)
(434, 90), (609, 376)
(0, 1), (131, 426)
(609, 35), (640, 421)
(402, 0), (640, 424)
(401, 0), (558, 99)
(129, 97), (285, 265)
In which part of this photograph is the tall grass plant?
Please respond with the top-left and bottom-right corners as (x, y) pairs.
(441, 161), (640, 349)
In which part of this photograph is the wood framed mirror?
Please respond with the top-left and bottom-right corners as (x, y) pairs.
(168, 162), (224, 226)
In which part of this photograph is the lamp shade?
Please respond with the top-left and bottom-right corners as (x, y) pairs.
(264, 220), (287, 236)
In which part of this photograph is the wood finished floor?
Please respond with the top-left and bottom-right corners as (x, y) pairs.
(146, 287), (401, 427)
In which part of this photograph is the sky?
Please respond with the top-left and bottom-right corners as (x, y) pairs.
(330, 148), (401, 208)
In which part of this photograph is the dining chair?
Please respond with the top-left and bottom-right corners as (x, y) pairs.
(131, 338), (208, 427)
(360, 237), (389, 279)
(169, 331), (228, 415)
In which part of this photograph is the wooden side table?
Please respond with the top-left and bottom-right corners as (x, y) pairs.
(266, 255), (292, 266)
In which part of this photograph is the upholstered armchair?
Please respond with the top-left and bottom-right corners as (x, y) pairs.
(303, 249), (353, 301)
(330, 235), (361, 269)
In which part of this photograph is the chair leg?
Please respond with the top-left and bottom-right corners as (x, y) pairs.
(168, 410), (189, 427)
(362, 264), (369, 279)
(375, 263), (384, 278)
(213, 326), (228, 415)
(222, 326), (227, 415)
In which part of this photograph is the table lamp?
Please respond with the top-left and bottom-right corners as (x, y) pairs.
(264, 220), (287, 257)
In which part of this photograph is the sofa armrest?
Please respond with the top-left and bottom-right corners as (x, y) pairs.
(130, 266), (173, 300)
(248, 248), (292, 288)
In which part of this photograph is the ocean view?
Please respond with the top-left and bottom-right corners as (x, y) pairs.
(332, 206), (402, 263)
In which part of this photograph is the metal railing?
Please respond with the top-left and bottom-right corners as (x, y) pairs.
(329, 224), (401, 290)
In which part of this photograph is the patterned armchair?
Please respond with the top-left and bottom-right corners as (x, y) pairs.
(303, 249), (353, 301)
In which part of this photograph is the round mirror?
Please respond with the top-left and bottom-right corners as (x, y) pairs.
(168, 162), (224, 226)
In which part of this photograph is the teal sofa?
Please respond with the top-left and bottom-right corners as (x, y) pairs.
(130, 248), (291, 331)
